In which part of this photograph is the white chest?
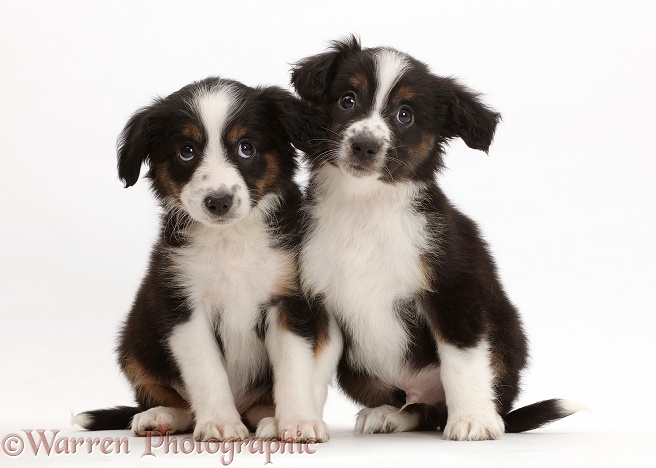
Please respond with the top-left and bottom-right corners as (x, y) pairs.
(169, 216), (294, 396)
(300, 167), (432, 381)
(173, 226), (289, 314)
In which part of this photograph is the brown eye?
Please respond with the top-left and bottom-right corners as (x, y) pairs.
(339, 92), (356, 109)
(238, 140), (255, 159)
(178, 144), (195, 162)
(397, 107), (413, 125)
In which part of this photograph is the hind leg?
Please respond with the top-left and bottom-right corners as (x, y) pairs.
(122, 356), (194, 435)
(131, 383), (193, 435)
(338, 357), (428, 434)
(132, 406), (193, 435)
(355, 405), (423, 433)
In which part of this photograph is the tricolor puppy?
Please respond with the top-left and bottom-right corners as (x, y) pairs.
(74, 77), (336, 442)
(293, 37), (580, 440)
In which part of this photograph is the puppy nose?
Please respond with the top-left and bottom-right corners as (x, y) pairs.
(351, 136), (381, 160)
(204, 193), (233, 216)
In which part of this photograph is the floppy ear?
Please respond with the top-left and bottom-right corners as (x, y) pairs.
(260, 86), (328, 154)
(116, 101), (163, 188)
(291, 34), (361, 104)
(440, 77), (501, 153)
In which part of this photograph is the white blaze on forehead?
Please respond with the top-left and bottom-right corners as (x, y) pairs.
(372, 50), (410, 114)
(194, 85), (239, 158)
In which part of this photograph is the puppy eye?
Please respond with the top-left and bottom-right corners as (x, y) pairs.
(178, 144), (195, 162)
(238, 140), (255, 159)
(397, 107), (414, 125)
(339, 92), (356, 109)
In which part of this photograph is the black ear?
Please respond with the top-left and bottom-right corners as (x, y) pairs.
(116, 101), (162, 188)
(440, 77), (501, 152)
(260, 86), (328, 154)
(291, 35), (361, 104)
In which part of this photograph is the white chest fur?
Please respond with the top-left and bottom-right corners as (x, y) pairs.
(169, 208), (294, 401)
(300, 165), (433, 384)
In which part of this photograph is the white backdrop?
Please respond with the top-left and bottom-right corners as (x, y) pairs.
(1, 1), (655, 466)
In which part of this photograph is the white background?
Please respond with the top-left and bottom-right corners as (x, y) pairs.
(1, 0), (655, 466)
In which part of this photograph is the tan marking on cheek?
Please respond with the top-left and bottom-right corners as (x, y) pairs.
(349, 74), (369, 94)
(123, 356), (189, 409)
(255, 152), (281, 195)
(154, 160), (182, 197)
(182, 123), (201, 141)
(228, 123), (247, 144)
(394, 85), (415, 102)
(410, 134), (436, 167)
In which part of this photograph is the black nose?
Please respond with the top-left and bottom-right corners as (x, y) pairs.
(204, 194), (233, 216)
(351, 136), (381, 160)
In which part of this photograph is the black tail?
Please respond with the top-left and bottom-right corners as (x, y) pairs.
(72, 406), (141, 431)
(503, 399), (580, 433)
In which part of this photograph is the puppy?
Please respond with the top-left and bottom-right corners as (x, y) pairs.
(293, 37), (580, 440)
(73, 77), (338, 442)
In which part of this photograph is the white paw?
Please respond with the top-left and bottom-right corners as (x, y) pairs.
(254, 416), (278, 439)
(281, 418), (329, 442)
(256, 416), (329, 442)
(355, 405), (420, 434)
(193, 420), (249, 441)
(132, 406), (193, 435)
(443, 413), (505, 441)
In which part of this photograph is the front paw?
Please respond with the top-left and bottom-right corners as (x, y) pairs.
(193, 420), (249, 441)
(255, 416), (329, 442)
(443, 412), (504, 441)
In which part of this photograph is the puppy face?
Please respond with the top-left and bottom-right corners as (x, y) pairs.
(292, 36), (501, 184)
(117, 78), (317, 226)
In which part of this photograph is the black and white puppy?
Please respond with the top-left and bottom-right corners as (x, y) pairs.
(293, 37), (580, 440)
(73, 77), (338, 442)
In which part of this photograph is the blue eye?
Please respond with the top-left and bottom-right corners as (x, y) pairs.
(397, 107), (413, 125)
(238, 141), (255, 159)
(178, 144), (195, 162)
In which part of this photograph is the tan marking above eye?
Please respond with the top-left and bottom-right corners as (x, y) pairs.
(228, 123), (247, 144)
(349, 74), (369, 94)
(394, 85), (415, 102)
(182, 123), (201, 141)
